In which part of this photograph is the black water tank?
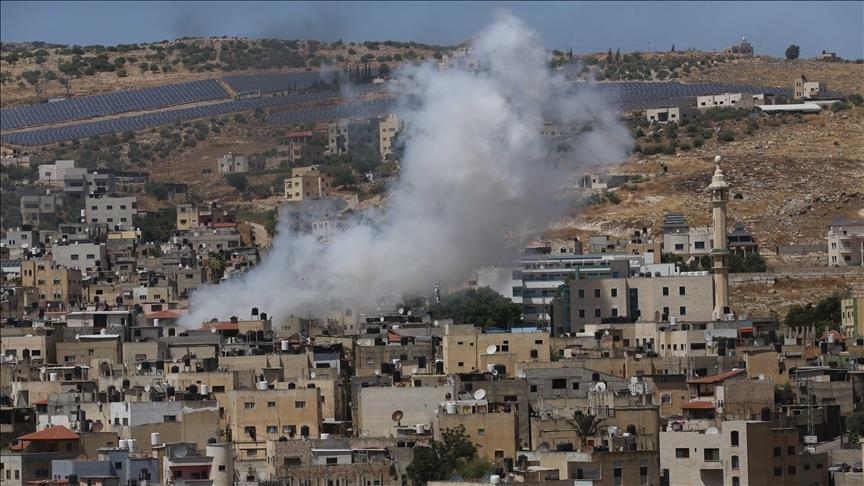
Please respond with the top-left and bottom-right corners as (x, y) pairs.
(260, 313), (267, 321)
(435, 361), (444, 374)
(252, 307), (259, 316)
(626, 424), (637, 434)
(393, 370), (402, 383)
(761, 407), (771, 422)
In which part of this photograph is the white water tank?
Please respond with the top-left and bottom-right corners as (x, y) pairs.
(127, 438), (136, 453)
(118, 439), (128, 450)
(257, 381), (269, 391)
(670, 316), (677, 326)
(153, 318), (160, 327)
(490, 475), (501, 484)
(445, 402), (457, 414)
(320, 433), (330, 439)
(100, 328), (108, 335)
(49, 372), (59, 382)
(415, 424), (425, 434)
(150, 432), (161, 447)
(281, 340), (290, 352)
(200, 384), (209, 395)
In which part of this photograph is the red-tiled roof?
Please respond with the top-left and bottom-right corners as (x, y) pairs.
(210, 222), (237, 229)
(17, 425), (79, 441)
(682, 400), (716, 410)
(387, 329), (402, 343)
(687, 368), (746, 385)
(202, 321), (239, 331)
(146, 310), (184, 320)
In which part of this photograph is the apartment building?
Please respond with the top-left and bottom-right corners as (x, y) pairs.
(841, 297), (864, 337)
(20, 259), (83, 308)
(38, 160), (76, 186)
(49, 242), (107, 273)
(562, 274), (715, 333)
(794, 75), (826, 99)
(56, 333), (122, 366)
(217, 153), (264, 174)
(436, 400), (517, 462)
(20, 194), (64, 226)
(662, 213), (713, 257)
(85, 195), (137, 228)
(378, 114), (399, 161)
(827, 218), (863, 267)
(442, 325), (551, 377)
(660, 421), (829, 486)
(283, 165), (333, 202)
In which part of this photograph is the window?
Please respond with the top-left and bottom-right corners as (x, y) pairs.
(244, 402), (256, 409)
(732, 477), (740, 486)
(295, 401), (306, 408)
(662, 287), (669, 296)
(552, 379), (567, 389)
(120, 205), (126, 210)
(571, 382), (580, 390)
(773, 467), (782, 476)
(164, 415), (177, 422)
(787, 446), (795, 455)
(534, 339), (544, 345)
(530, 385), (538, 393)
(594, 309), (601, 318)
(773, 447), (781, 457)
(115, 462), (122, 470)
(71, 254), (79, 261)
(674, 243), (684, 251)
(594, 289), (600, 298)
(675, 448), (689, 458)
(704, 448), (719, 461)
(578, 309), (586, 318)
(679, 306), (687, 316)
(267, 401), (276, 408)
(613, 465), (623, 486)
(326, 458), (338, 465)
(731, 431), (739, 446)
(679, 286), (686, 296)
(731, 455), (739, 469)
(694, 241), (705, 250)
(611, 308), (619, 317)
(266, 426), (278, 434)
(478, 428), (486, 437)
(219, 465), (226, 472)
(611, 288), (618, 297)
(577, 289), (585, 298)
(458, 362), (464, 367)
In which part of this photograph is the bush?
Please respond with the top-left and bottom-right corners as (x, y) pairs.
(225, 173), (248, 192)
(718, 130), (735, 142)
(831, 101), (851, 112)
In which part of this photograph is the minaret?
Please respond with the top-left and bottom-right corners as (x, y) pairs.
(708, 155), (731, 320)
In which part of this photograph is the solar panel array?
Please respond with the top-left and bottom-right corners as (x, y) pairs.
(1, 81), (818, 147)
(223, 72), (324, 95)
(0, 80), (229, 130)
(1, 89), (382, 146)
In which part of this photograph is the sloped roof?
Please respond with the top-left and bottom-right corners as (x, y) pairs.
(682, 400), (716, 410)
(146, 310), (185, 320)
(687, 368), (746, 385)
(18, 425), (79, 441)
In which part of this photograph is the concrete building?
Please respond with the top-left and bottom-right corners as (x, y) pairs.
(50, 242), (107, 274)
(86, 195), (137, 228)
(2, 227), (39, 258)
(284, 165), (334, 202)
(841, 297), (864, 338)
(725, 36), (754, 56)
(708, 158), (731, 320)
(378, 114), (399, 161)
(1, 426), (81, 486)
(355, 383), (451, 439)
(660, 420), (829, 486)
(20, 194), (64, 226)
(52, 447), (161, 486)
(442, 325), (550, 377)
(827, 218), (864, 267)
(0, 332), (55, 365)
(562, 274), (715, 331)
(20, 259), (83, 309)
(662, 213), (713, 257)
(38, 160), (76, 186)
(217, 153), (264, 174)
(794, 75), (827, 99)
(436, 400), (517, 462)
(696, 93), (753, 110)
(646, 106), (696, 123)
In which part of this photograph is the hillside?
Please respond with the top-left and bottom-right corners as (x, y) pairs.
(0, 37), (449, 106)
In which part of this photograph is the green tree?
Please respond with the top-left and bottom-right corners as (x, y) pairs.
(846, 412), (864, 444)
(785, 44), (800, 60)
(144, 182), (169, 201)
(133, 207), (177, 243)
(785, 294), (842, 334)
(225, 173), (248, 192)
(570, 412), (605, 438)
(406, 425), (480, 485)
(207, 251), (228, 282)
(436, 287), (523, 329)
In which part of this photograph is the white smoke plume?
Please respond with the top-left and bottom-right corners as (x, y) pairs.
(181, 12), (632, 327)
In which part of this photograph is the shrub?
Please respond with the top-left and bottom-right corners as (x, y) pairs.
(718, 130), (735, 142)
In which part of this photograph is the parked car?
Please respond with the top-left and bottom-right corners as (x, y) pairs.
(852, 462), (863, 473)
(828, 463), (851, 472)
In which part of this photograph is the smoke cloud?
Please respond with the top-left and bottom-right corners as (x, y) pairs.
(181, 12), (632, 327)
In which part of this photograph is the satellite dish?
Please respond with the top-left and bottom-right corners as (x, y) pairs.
(515, 369), (527, 379)
(758, 374), (765, 381)
(595, 382), (607, 392)
(634, 354), (643, 359)
(398, 307), (405, 315)
(491, 369), (499, 376)
(705, 426), (720, 435)
(144, 385), (151, 392)
(379, 316), (385, 322)
(91, 421), (104, 432)
(392, 410), (404, 422)
(310, 372), (316, 379)
(473, 389), (486, 400)
(433, 320), (439, 327)
(211, 327), (217, 334)
(173, 445), (189, 458)
(486, 345), (498, 355)
(136, 363), (143, 371)
(406, 310), (412, 316)
(603, 330), (610, 336)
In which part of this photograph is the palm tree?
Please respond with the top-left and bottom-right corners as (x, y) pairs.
(570, 412), (605, 439)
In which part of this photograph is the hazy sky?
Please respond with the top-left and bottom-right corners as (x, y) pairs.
(2, 1), (863, 59)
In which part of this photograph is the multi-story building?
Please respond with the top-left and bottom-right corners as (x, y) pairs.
(378, 114), (399, 161)
(841, 297), (864, 337)
(20, 194), (64, 226)
(85, 195), (137, 228)
(20, 259), (83, 309)
(436, 399), (517, 462)
(217, 153), (264, 174)
(794, 75), (827, 99)
(660, 420), (829, 486)
(827, 218), (863, 267)
(696, 93), (753, 110)
(1, 227), (39, 258)
(49, 242), (107, 273)
(662, 213), (713, 257)
(284, 165), (333, 202)
(37, 160), (76, 186)
(442, 325), (550, 377)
